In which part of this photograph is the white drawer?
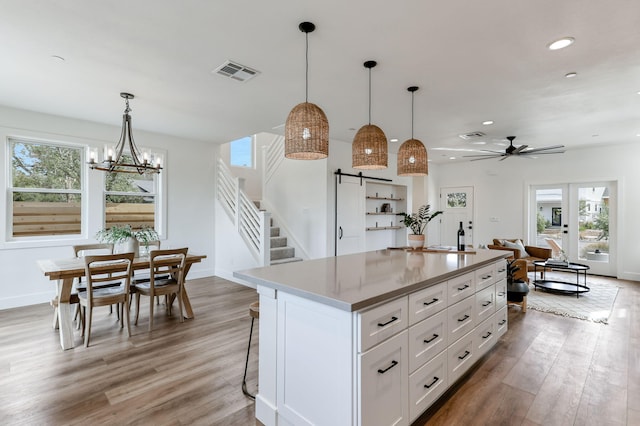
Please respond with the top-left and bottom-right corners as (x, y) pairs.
(408, 350), (448, 422)
(475, 283), (496, 324)
(447, 272), (475, 306)
(475, 263), (496, 290)
(495, 306), (508, 338)
(359, 330), (409, 426)
(358, 296), (408, 353)
(495, 260), (507, 281)
(408, 281), (447, 325)
(475, 316), (496, 358)
(495, 278), (507, 309)
(447, 330), (475, 385)
(408, 309), (448, 373)
(447, 295), (475, 343)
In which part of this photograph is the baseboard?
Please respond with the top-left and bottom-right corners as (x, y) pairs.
(215, 269), (257, 289)
(0, 290), (54, 310)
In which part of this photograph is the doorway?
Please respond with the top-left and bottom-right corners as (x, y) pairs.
(440, 186), (474, 247)
(529, 181), (616, 276)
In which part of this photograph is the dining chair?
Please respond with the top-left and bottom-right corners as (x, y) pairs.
(134, 247), (188, 331)
(51, 243), (116, 330)
(132, 240), (170, 304)
(79, 252), (135, 347)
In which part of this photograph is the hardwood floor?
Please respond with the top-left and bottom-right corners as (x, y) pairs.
(1, 275), (638, 425)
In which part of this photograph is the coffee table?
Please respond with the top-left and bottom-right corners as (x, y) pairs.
(532, 260), (590, 298)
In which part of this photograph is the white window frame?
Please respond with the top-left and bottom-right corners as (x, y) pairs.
(102, 146), (166, 239)
(229, 135), (254, 169)
(6, 136), (85, 242)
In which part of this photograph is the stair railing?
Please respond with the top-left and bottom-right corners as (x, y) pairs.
(217, 159), (270, 266)
(263, 134), (284, 184)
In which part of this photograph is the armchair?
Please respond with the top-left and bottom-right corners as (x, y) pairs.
(488, 238), (551, 271)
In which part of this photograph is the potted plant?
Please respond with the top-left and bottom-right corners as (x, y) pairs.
(95, 225), (159, 256)
(400, 204), (443, 249)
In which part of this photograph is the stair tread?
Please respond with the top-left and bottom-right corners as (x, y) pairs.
(270, 257), (303, 265)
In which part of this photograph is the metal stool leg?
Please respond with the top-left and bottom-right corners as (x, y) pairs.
(242, 316), (256, 399)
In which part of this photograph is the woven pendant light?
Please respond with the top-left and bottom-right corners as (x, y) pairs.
(284, 22), (329, 160)
(397, 86), (428, 176)
(352, 60), (388, 169)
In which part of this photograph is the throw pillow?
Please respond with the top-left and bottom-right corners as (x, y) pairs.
(503, 239), (530, 258)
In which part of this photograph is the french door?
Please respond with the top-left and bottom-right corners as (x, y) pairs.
(529, 181), (616, 276)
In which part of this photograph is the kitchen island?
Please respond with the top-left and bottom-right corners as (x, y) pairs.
(235, 248), (509, 426)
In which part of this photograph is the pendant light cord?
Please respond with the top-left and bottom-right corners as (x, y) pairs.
(411, 91), (415, 139)
(368, 67), (372, 125)
(305, 32), (309, 103)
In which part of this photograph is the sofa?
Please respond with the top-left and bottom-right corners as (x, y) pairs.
(488, 238), (552, 272)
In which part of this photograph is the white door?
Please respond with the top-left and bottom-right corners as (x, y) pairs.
(336, 176), (365, 255)
(440, 186), (474, 247)
(530, 181), (616, 276)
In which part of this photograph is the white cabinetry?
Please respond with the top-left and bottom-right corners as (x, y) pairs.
(248, 254), (509, 426)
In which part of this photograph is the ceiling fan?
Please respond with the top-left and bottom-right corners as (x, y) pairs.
(463, 136), (565, 161)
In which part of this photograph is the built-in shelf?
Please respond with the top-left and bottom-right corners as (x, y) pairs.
(366, 226), (403, 231)
(366, 196), (405, 201)
(366, 212), (402, 215)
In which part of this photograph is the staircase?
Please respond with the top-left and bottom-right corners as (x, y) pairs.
(255, 202), (302, 265)
(269, 223), (302, 265)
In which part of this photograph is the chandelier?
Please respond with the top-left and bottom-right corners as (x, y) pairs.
(88, 92), (162, 174)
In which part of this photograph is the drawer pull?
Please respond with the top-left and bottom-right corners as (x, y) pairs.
(482, 331), (492, 339)
(457, 284), (470, 291)
(377, 316), (398, 327)
(482, 301), (492, 307)
(498, 268), (506, 273)
(424, 376), (439, 389)
(423, 298), (439, 306)
(481, 274), (492, 280)
(457, 314), (469, 323)
(498, 292), (505, 297)
(377, 360), (398, 374)
(424, 334), (439, 344)
(498, 319), (507, 325)
(458, 350), (470, 360)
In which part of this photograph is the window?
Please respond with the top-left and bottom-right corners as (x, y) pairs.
(104, 154), (158, 232)
(229, 136), (253, 168)
(9, 138), (82, 238)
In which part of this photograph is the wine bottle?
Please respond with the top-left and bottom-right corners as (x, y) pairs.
(457, 222), (465, 251)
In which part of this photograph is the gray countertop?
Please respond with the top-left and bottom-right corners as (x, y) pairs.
(234, 249), (509, 312)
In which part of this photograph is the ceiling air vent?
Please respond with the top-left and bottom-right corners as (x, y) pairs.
(213, 60), (260, 82)
(458, 131), (486, 140)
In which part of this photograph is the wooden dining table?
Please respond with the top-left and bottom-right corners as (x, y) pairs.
(37, 253), (206, 350)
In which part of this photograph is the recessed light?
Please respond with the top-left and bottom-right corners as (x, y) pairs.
(565, 72), (578, 78)
(449, 157), (456, 160)
(636, 133), (640, 137)
(548, 37), (575, 50)
(390, 138), (399, 143)
(471, 141), (487, 145)
(482, 120), (494, 126)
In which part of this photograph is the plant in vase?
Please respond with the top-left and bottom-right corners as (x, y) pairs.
(95, 225), (159, 256)
(400, 204), (443, 250)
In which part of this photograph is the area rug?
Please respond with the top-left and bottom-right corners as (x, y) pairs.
(525, 275), (619, 324)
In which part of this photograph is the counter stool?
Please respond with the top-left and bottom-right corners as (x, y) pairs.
(242, 301), (259, 399)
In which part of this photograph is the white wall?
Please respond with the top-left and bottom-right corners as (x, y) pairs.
(0, 106), (216, 309)
(431, 142), (640, 281)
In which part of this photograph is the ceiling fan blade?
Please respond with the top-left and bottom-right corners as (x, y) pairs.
(469, 155), (504, 162)
(499, 155), (510, 161)
(463, 153), (503, 158)
(521, 151), (566, 156)
(522, 145), (565, 154)
(513, 144), (528, 154)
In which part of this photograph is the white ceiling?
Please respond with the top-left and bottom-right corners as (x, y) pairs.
(1, 0), (639, 163)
